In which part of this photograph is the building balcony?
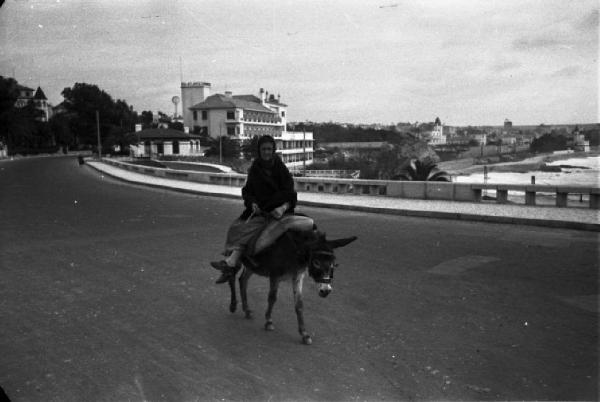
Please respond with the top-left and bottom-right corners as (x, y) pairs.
(279, 147), (314, 155)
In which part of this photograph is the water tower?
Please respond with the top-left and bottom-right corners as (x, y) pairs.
(171, 95), (180, 119)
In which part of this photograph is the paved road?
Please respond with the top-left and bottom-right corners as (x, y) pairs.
(1, 156), (597, 401)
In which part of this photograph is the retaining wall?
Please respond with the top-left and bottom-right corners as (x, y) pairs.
(102, 158), (599, 209)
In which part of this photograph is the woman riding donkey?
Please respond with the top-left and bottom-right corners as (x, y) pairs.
(211, 135), (298, 283)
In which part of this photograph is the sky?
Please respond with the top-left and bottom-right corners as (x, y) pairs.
(0, 0), (598, 126)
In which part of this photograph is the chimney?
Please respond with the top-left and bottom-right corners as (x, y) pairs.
(260, 88), (265, 102)
(225, 91), (232, 98)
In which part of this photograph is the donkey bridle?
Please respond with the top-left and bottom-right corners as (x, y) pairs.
(309, 250), (336, 284)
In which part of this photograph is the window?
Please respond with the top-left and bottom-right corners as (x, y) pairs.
(281, 111), (285, 117)
(193, 111), (198, 120)
(227, 126), (235, 135)
(227, 111), (235, 120)
(202, 111), (207, 120)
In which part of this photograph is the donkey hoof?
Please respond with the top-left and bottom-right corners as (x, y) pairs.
(265, 322), (275, 331)
(302, 335), (313, 345)
(244, 310), (253, 319)
(229, 303), (237, 313)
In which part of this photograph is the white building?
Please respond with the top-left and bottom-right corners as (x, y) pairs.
(15, 84), (50, 122)
(572, 127), (590, 152)
(427, 117), (446, 145)
(473, 133), (487, 145)
(181, 82), (313, 167)
(129, 128), (205, 158)
(501, 136), (517, 145)
(275, 131), (314, 168)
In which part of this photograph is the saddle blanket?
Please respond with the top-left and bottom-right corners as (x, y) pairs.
(247, 215), (314, 256)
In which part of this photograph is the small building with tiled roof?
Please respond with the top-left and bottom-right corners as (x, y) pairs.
(128, 127), (206, 158)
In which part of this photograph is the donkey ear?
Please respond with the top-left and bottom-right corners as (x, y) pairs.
(326, 236), (357, 249)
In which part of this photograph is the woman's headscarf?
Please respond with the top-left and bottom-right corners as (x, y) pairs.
(256, 135), (276, 168)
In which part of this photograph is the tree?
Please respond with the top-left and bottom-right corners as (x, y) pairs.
(0, 76), (40, 152)
(0, 76), (19, 115)
(394, 157), (451, 181)
(168, 121), (184, 131)
(49, 113), (74, 150)
(140, 110), (153, 128)
(204, 136), (241, 159)
(157, 111), (171, 125)
(530, 133), (568, 153)
(241, 135), (260, 160)
(375, 144), (402, 179)
(62, 83), (112, 144)
(582, 127), (600, 146)
(61, 83), (138, 150)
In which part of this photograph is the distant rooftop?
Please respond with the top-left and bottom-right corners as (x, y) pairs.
(132, 128), (203, 140)
(189, 94), (276, 113)
(34, 87), (47, 100)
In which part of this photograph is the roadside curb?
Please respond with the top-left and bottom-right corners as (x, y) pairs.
(298, 200), (600, 232)
(87, 162), (600, 232)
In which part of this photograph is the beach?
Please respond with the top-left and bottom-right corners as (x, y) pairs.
(442, 152), (599, 206)
(446, 152), (599, 187)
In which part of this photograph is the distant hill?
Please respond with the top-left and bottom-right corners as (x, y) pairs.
(289, 122), (414, 144)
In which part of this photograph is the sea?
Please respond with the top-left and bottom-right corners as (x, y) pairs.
(453, 156), (599, 187)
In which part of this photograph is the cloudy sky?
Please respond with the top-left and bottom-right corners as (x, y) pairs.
(0, 0), (597, 126)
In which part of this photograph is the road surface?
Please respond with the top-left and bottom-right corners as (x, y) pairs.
(1, 156), (597, 401)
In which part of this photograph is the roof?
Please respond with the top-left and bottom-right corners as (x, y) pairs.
(132, 128), (204, 141)
(34, 87), (47, 100)
(233, 95), (262, 103)
(16, 84), (34, 92)
(17, 84), (33, 91)
(189, 94), (275, 113)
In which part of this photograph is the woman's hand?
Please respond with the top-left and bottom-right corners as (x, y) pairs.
(270, 202), (289, 219)
(252, 203), (261, 214)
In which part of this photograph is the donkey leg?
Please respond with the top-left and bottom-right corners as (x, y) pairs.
(239, 268), (253, 319)
(228, 273), (237, 313)
(293, 273), (312, 345)
(264, 277), (279, 331)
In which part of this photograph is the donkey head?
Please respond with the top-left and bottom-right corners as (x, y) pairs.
(306, 232), (357, 298)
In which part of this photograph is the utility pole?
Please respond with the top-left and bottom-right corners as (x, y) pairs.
(219, 124), (223, 164)
(302, 128), (306, 176)
(96, 110), (101, 159)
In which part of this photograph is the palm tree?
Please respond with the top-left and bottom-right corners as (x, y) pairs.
(394, 158), (451, 181)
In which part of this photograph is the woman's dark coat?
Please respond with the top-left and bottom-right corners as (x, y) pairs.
(240, 156), (297, 220)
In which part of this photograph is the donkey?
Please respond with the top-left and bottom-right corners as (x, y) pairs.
(227, 229), (356, 345)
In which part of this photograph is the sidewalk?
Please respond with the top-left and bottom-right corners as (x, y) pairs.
(87, 161), (600, 232)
